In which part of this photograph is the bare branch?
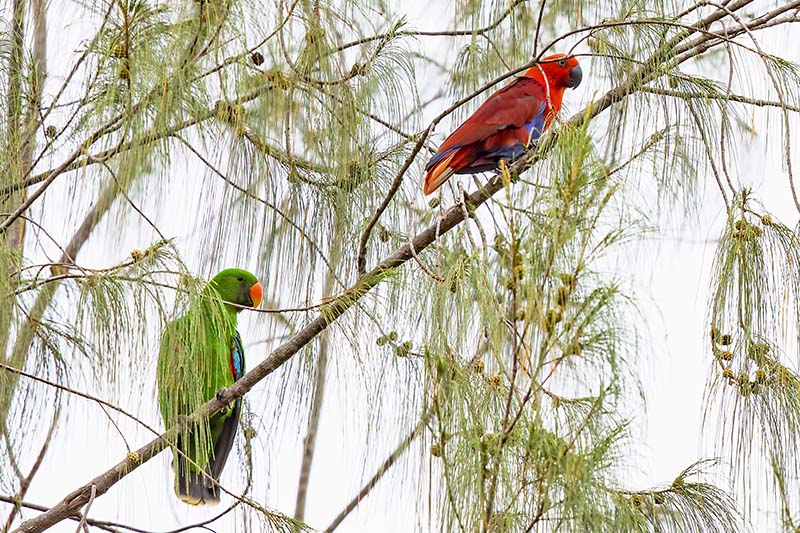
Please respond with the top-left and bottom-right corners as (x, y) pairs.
(0, 495), (120, 533)
(323, 411), (430, 532)
(294, 224), (342, 520)
(74, 485), (96, 533)
(2, 401), (60, 531)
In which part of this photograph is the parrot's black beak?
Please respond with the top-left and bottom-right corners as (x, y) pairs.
(566, 64), (583, 88)
(235, 282), (263, 309)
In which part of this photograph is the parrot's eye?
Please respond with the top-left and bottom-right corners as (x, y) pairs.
(558, 59), (567, 67)
(237, 276), (243, 282)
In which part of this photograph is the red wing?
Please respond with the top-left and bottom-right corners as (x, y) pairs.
(438, 77), (547, 153)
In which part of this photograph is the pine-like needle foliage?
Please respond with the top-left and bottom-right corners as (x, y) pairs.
(2, 1), (800, 532)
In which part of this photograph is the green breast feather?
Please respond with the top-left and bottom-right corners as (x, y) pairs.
(156, 268), (261, 505)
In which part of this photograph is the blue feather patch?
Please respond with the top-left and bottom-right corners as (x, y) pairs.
(523, 103), (547, 146)
(229, 332), (245, 380)
(425, 146), (460, 171)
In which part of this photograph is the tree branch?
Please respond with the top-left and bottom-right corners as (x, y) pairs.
(2, 401), (59, 531)
(294, 224), (342, 520)
(323, 410), (430, 532)
(0, 495), (119, 533)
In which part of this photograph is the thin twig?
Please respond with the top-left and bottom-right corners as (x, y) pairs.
(2, 401), (60, 531)
(0, 495), (120, 533)
(718, 23), (737, 198)
(532, 0), (548, 58)
(407, 231), (445, 282)
(101, 161), (167, 242)
(706, 0), (800, 214)
(0, 363), (161, 439)
(356, 126), (432, 275)
(686, 98), (730, 209)
(323, 411), (430, 532)
(75, 485), (96, 533)
(330, 0), (527, 55)
(639, 86), (800, 113)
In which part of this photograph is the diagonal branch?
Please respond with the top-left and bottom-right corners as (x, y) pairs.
(2, 400), (60, 531)
(323, 410), (430, 532)
(0, 495), (119, 533)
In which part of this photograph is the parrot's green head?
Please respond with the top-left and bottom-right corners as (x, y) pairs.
(206, 268), (263, 313)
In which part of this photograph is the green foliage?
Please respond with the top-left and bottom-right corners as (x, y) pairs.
(3, 0), (800, 532)
(416, 123), (655, 531)
(705, 193), (800, 517)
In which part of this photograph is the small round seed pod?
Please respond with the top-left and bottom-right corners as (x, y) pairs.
(395, 341), (413, 357)
(718, 351), (733, 361)
(565, 340), (583, 356)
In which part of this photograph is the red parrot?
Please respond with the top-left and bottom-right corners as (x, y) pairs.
(423, 54), (582, 195)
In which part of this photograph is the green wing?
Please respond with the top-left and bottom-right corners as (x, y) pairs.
(157, 298), (239, 505)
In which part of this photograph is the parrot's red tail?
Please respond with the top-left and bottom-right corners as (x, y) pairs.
(423, 148), (475, 195)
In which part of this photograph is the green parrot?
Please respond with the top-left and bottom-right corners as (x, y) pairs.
(157, 268), (263, 505)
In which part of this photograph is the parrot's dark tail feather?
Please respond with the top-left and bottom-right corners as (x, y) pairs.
(171, 400), (242, 506)
(175, 463), (221, 506)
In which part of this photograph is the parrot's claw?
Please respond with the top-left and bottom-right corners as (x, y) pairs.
(175, 414), (192, 429)
(215, 386), (229, 406)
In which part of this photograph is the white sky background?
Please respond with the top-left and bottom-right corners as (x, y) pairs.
(4, 0), (800, 532)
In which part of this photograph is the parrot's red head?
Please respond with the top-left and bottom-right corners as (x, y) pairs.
(523, 54), (582, 91)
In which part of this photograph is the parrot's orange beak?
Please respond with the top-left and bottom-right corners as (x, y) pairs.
(250, 282), (263, 309)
